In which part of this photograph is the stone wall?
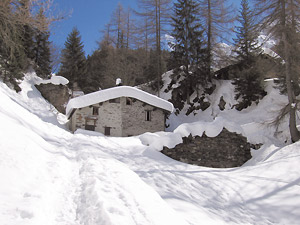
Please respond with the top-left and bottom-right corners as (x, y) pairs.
(35, 83), (69, 113)
(70, 99), (122, 136)
(161, 128), (254, 168)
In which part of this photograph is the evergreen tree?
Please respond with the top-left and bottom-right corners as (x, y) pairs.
(58, 27), (86, 90)
(33, 8), (52, 78)
(34, 30), (52, 78)
(233, 0), (261, 62)
(169, 0), (207, 110)
(19, 0), (35, 62)
(232, 0), (266, 111)
(84, 48), (108, 93)
(0, 0), (54, 91)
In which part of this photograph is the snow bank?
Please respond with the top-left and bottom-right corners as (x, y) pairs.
(75, 128), (105, 137)
(66, 86), (174, 116)
(140, 131), (182, 150)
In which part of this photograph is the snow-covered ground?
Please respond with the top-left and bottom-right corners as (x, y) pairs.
(1, 73), (300, 225)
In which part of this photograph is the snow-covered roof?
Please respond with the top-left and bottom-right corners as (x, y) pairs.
(66, 86), (174, 116)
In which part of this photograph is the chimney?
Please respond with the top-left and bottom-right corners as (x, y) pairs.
(116, 78), (122, 86)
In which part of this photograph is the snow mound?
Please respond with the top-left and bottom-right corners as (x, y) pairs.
(140, 131), (182, 150)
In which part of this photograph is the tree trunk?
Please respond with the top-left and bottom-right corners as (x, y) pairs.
(155, 0), (161, 96)
(283, 33), (300, 142)
(207, 0), (212, 82)
(281, 0), (300, 142)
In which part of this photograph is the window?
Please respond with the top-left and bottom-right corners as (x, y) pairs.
(92, 107), (99, 115)
(109, 98), (120, 103)
(145, 110), (151, 121)
(104, 127), (111, 136)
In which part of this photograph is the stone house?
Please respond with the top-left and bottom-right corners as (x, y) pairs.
(66, 86), (174, 137)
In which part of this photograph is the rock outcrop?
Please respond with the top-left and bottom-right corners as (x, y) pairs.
(35, 83), (69, 114)
(161, 128), (255, 168)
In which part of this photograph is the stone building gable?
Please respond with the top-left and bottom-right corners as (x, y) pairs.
(161, 128), (254, 168)
(122, 97), (166, 136)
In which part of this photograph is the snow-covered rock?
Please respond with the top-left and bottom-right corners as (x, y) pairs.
(36, 75), (69, 86)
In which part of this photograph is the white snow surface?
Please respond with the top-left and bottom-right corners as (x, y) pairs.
(36, 74), (69, 85)
(1, 72), (300, 225)
(66, 86), (174, 117)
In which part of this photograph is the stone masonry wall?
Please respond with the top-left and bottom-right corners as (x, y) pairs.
(161, 128), (254, 168)
(70, 99), (122, 136)
(122, 98), (165, 137)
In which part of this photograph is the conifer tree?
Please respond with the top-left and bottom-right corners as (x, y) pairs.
(234, 0), (261, 62)
(83, 48), (107, 93)
(0, 0), (55, 91)
(58, 27), (86, 90)
(19, 0), (35, 62)
(169, 0), (206, 109)
(33, 8), (52, 78)
(34, 30), (52, 78)
(232, 0), (266, 111)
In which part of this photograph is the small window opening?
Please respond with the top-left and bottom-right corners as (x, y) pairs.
(92, 107), (99, 115)
(126, 97), (132, 105)
(145, 110), (151, 121)
(104, 127), (111, 136)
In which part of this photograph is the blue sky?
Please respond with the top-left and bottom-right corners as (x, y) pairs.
(50, 0), (137, 56)
(50, 0), (239, 56)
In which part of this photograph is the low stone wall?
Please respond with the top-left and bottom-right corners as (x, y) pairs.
(161, 128), (254, 168)
(35, 83), (69, 114)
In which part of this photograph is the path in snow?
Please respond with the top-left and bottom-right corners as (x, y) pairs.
(0, 78), (188, 225)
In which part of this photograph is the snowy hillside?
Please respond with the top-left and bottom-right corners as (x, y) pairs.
(1, 73), (300, 225)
